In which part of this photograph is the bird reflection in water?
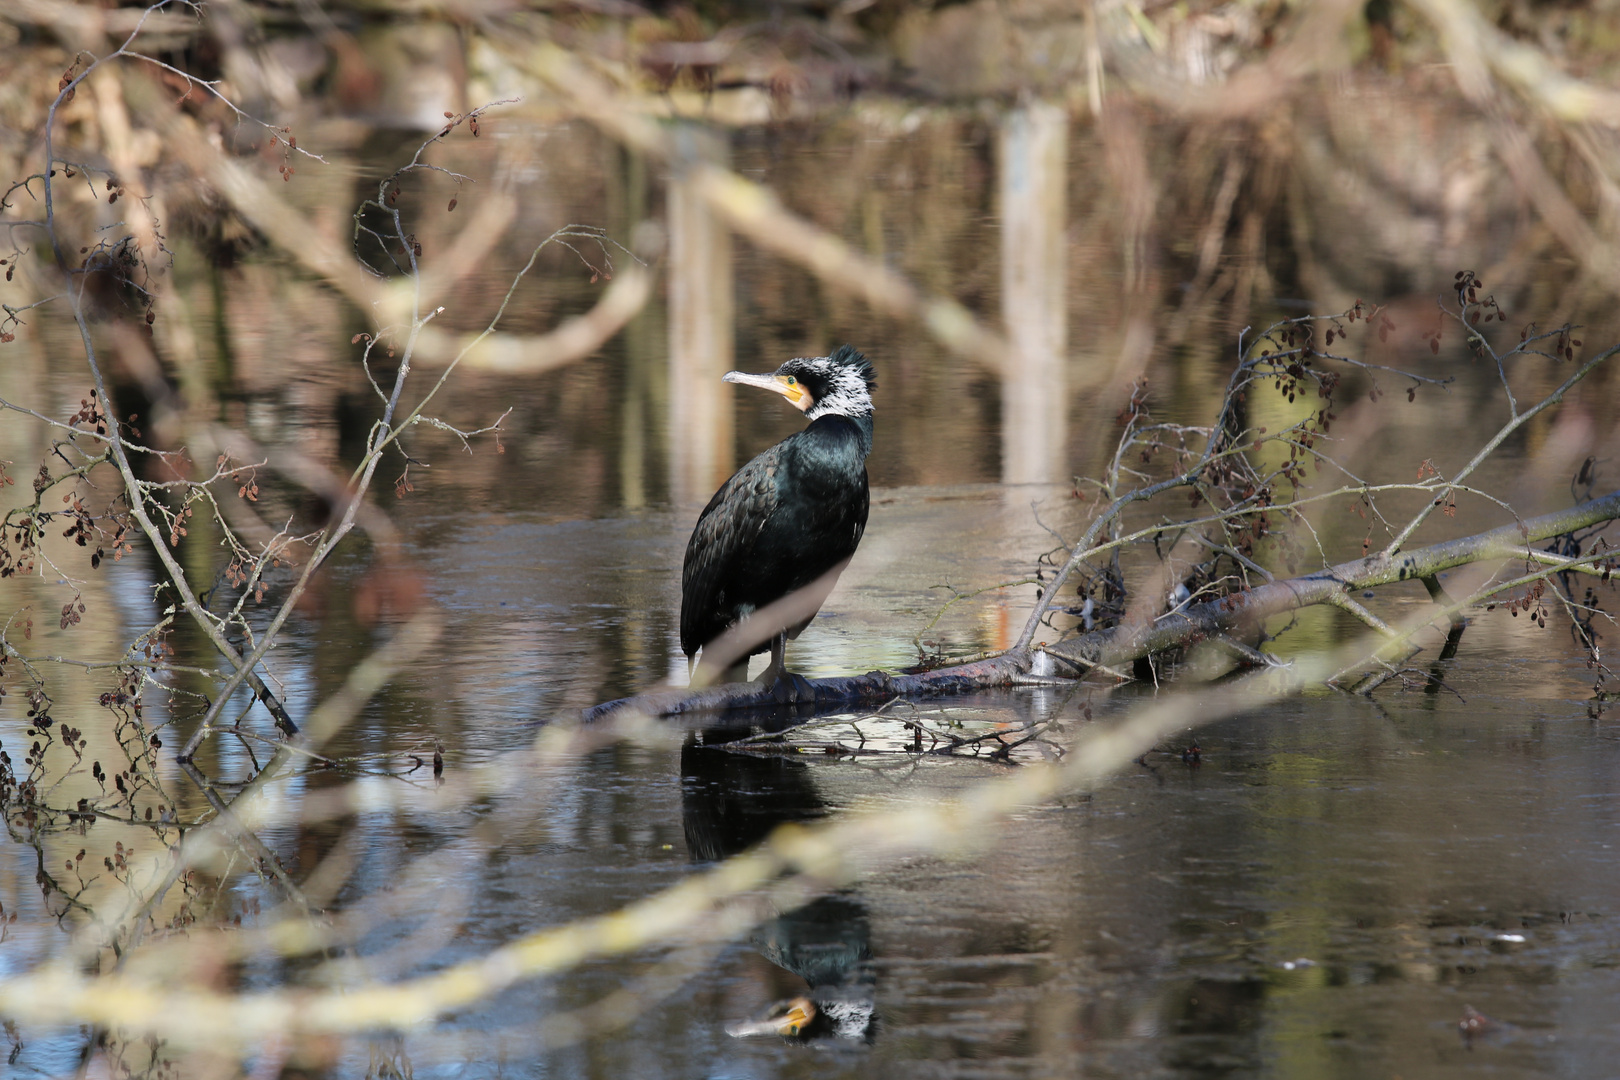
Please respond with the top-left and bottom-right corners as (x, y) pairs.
(681, 735), (876, 1041)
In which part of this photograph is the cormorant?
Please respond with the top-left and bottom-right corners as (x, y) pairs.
(681, 345), (875, 689)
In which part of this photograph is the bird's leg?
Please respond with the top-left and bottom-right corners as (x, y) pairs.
(765, 632), (815, 705)
(767, 632), (788, 683)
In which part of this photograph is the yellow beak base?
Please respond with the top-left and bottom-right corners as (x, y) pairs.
(723, 370), (811, 411)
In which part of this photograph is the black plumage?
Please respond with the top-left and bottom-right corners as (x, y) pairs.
(681, 345), (876, 684)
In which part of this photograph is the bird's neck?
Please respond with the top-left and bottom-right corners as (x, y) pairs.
(845, 413), (874, 458)
(807, 411), (874, 458)
(848, 414), (874, 456)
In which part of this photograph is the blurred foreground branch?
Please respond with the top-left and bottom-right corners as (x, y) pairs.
(0, 646), (1350, 1043)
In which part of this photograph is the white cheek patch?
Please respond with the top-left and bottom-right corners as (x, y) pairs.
(806, 384), (865, 419)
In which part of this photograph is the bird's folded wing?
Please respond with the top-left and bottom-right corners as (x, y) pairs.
(680, 445), (782, 650)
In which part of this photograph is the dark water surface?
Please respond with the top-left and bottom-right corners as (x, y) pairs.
(367, 499), (1620, 1079)
(8, 478), (1620, 1078)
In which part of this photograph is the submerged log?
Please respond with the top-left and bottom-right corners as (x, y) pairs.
(584, 490), (1620, 720)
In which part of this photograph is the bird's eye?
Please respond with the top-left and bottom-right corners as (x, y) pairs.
(786, 376), (797, 386)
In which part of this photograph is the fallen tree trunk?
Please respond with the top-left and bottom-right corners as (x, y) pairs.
(584, 490), (1620, 720)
